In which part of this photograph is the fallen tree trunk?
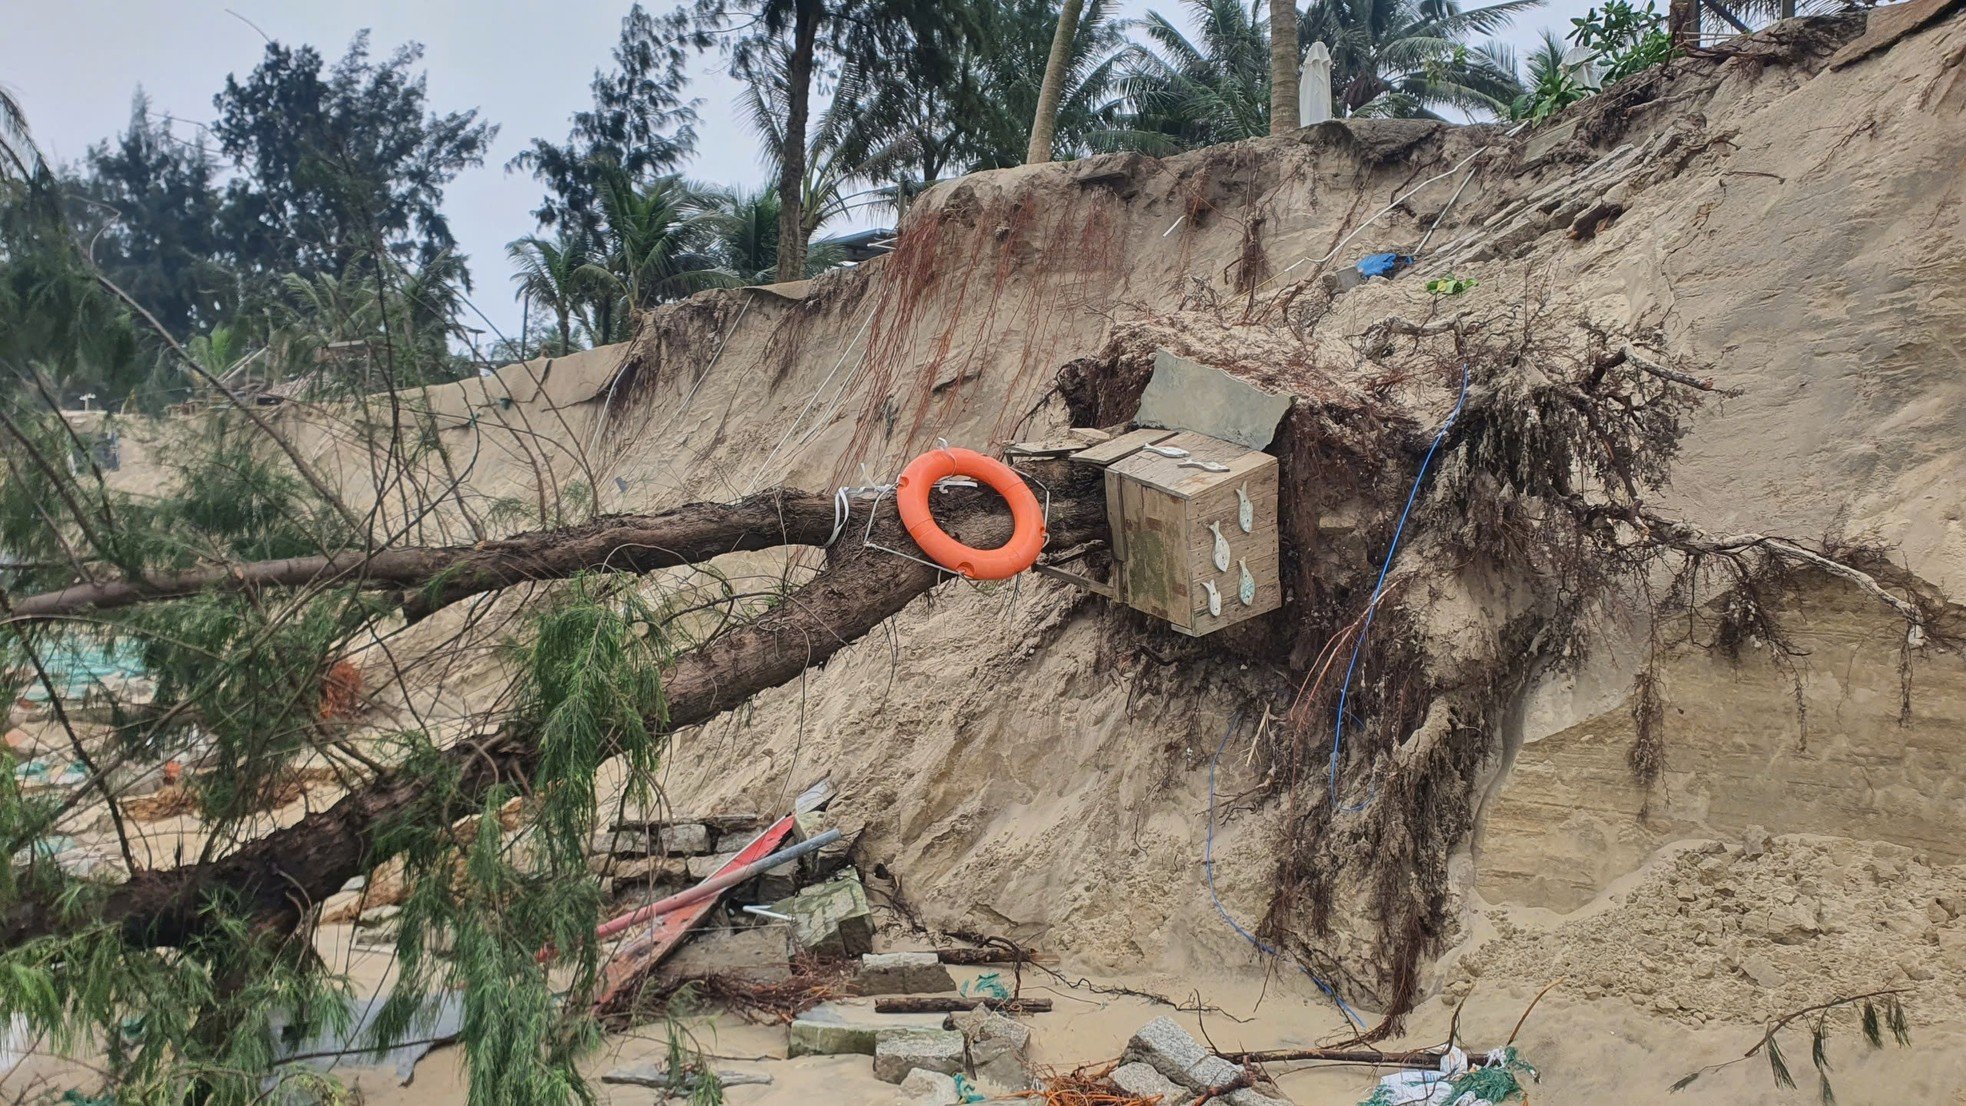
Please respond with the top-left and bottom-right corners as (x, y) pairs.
(3, 489), (848, 624)
(1, 483), (1105, 950)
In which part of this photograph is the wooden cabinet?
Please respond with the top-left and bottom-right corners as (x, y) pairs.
(1091, 429), (1281, 636)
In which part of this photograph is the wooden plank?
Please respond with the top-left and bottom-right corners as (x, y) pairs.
(872, 997), (1054, 1014)
(1069, 427), (1178, 467)
(593, 815), (797, 1012)
(1178, 459), (1281, 636)
(1031, 561), (1116, 599)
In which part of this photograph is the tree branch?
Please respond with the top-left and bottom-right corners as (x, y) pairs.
(4, 489), (848, 624)
(0, 483), (1106, 951)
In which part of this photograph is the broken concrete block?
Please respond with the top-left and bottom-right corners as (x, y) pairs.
(1123, 1016), (1239, 1091)
(788, 1002), (943, 1056)
(685, 849), (739, 880)
(1137, 350), (1292, 450)
(660, 926), (791, 984)
(857, 952), (957, 996)
(793, 810), (856, 879)
(773, 872), (874, 958)
(598, 822), (715, 857)
(950, 1006), (1034, 1091)
(601, 1062), (772, 1090)
(752, 865), (800, 903)
(873, 1028), (965, 1083)
(894, 1068), (960, 1106)
(1112, 1061), (1189, 1103)
(1224, 1088), (1293, 1106)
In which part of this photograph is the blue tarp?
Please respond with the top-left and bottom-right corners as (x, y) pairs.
(1356, 251), (1414, 278)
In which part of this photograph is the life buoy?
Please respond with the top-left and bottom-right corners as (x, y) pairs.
(896, 448), (1046, 580)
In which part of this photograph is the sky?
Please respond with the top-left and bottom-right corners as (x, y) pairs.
(0, 1), (1594, 341)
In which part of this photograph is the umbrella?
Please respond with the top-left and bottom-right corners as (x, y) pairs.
(1300, 41), (1334, 124)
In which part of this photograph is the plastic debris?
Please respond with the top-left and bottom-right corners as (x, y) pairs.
(1358, 1046), (1538, 1106)
(1356, 252), (1414, 279)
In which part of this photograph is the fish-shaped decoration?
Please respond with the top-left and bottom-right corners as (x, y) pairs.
(1209, 521), (1230, 572)
(1237, 484), (1253, 533)
(1239, 560), (1256, 605)
(1202, 579), (1222, 617)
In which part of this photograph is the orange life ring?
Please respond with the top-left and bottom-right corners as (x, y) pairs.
(896, 448), (1046, 580)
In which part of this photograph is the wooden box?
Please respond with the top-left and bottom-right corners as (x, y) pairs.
(1096, 429), (1281, 636)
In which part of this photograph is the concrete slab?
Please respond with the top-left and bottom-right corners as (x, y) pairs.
(1136, 350), (1292, 450)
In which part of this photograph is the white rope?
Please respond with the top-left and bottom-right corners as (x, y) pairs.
(745, 302), (880, 494)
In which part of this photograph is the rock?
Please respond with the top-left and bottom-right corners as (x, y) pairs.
(894, 1068), (960, 1106)
(658, 823), (714, 856)
(1742, 825), (1770, 858)
(1740, 954), (1786, 989)
(873, 1028), (965, 1083)
(601, 1062), (771, 1090)
(794, 810), (857, 879)
(788, 1002), (944, 1056)
(1122, 1016), (1240, 1091)
(1524, 118), (1580, 164)
(1226, 1088), (1294, 1106)
(686, 850), (740, 880)
(858, 952), (957, 996)
(950, 1006), (1033, 1090)
(1111, 1062), (1188, 1103)
(660, 925), (791, 984)
(594, 822), (713, 857)
(774, 872), (875, 958)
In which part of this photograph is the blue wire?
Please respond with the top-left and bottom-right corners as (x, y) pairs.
(1206, 714), (1365, 1029)
(1328, 362), (1472, 803)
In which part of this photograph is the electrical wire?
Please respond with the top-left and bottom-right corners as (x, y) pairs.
(1328, 362), (1471, 803)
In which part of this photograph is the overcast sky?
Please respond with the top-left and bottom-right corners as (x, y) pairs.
(0, 1), (1592, 341)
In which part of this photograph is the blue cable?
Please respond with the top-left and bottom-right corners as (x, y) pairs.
(1206, 714), (1365, 1029)
(1328, 362), (1472, 803)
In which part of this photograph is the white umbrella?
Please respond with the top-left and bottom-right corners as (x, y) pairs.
(1299, 41), (1334, 124)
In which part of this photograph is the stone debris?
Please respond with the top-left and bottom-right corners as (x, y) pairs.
(1111, 1060), (1188, 1103)
(873, 1027), (965, 1083)
(659, 925), (791, 984)
(794, 810), (857, 880)
(600, 1062), (772, 1090)
(893, 1067), (960, 1106)
(1122, 1016), (1238, 1091)
(856, 951), (956, 996)
(1119, 1017), (1292, 1103)
(685, 849), (740, 880)
(949, 1006), (1034, 1091)
(788, 1002), (944, 1057)
(773, 872), (875, 958)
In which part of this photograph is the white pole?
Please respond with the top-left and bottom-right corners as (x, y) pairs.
(1300, 41), (1333, 124)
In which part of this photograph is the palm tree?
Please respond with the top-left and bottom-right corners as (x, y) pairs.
(1111, 1), (1275, 152)
(740, 48), (914, 232)
(1271, 0), (1302, 133)
(1111, 0), (1533, 153)
(699, 186), (847, 284)
(581, 171), (726, 340)
(963, 0), (1126, 169)
(507, 229), (605, 353)
(1029, 0), (1089, 162)
(1299, 0), (1538, 117)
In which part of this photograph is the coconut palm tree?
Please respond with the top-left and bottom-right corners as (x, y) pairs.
(962, 0), (1127, 169)
(1299, 0), (1539, 117)
(589, 171), (725, 316)
(1270, 0), (1302, 133)
(507, 228), (606, 353)
(1029, 0), (1088, 162)
(1110, 1), (1275, 152)
(698, 186), (847, 284)
(1110, 0), (1533, 153)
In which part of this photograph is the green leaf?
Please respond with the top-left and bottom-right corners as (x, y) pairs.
(1768, 1034), (1795, 1090)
